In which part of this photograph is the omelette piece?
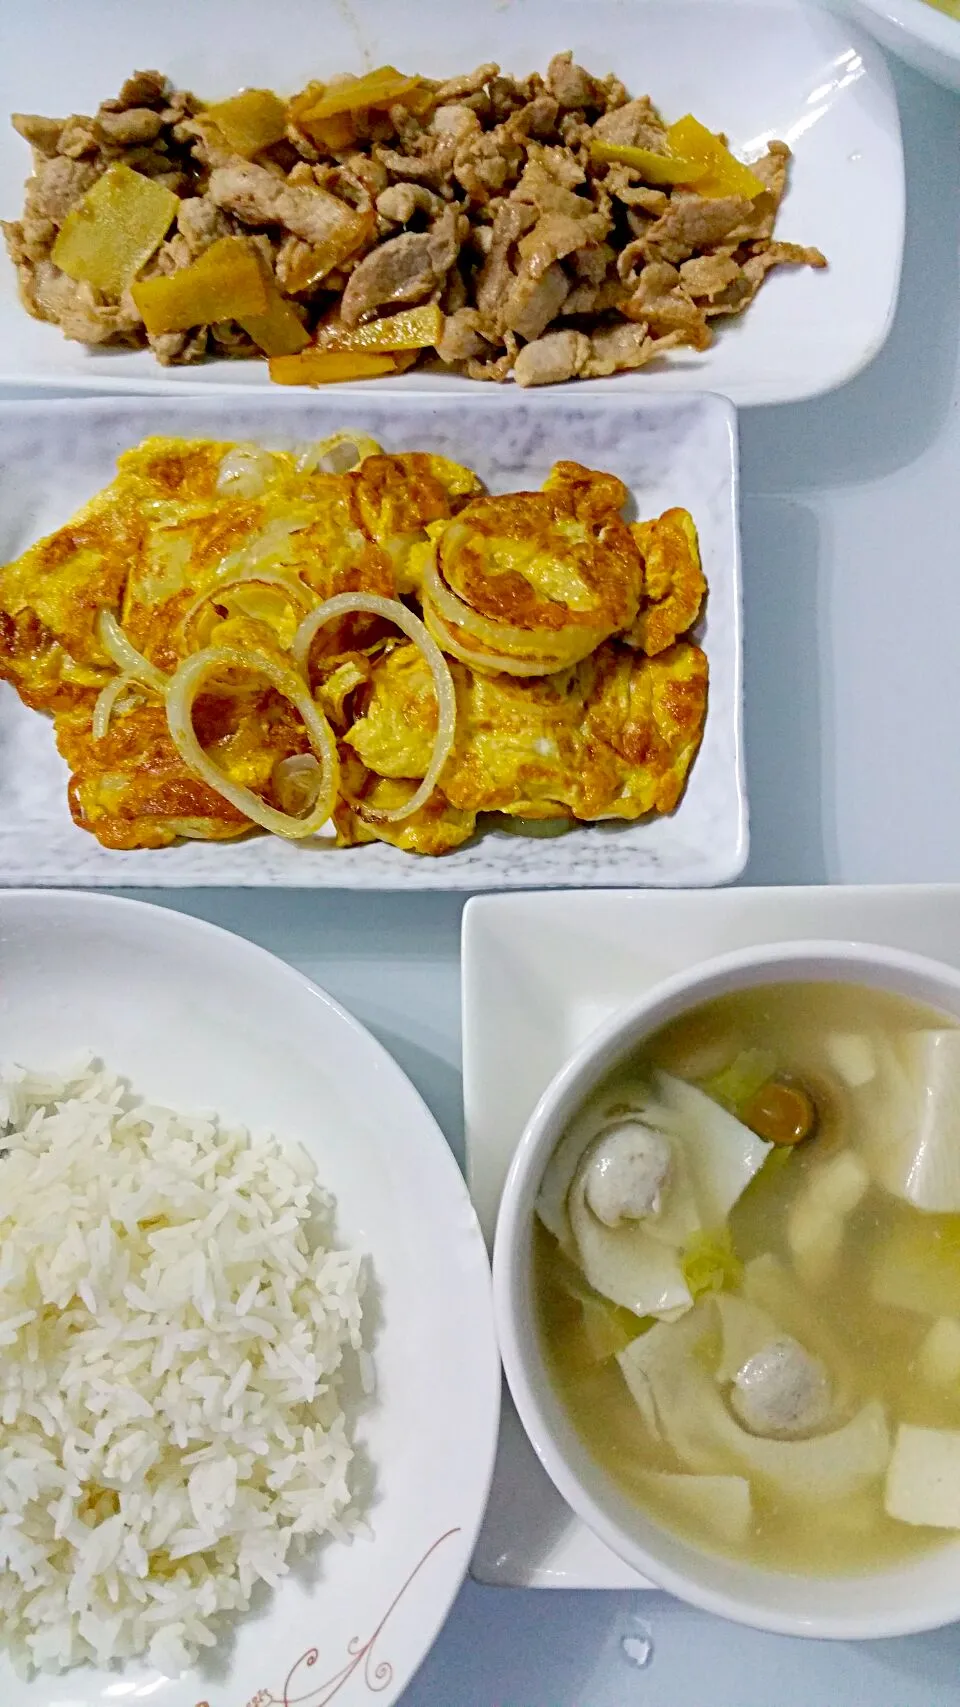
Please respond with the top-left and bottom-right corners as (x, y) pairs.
(348, 641), (584, 819)
(347, 638), (708, 825)
(116, 440), (478, 668)
(0, 434), (472, 707)
(346, 641), (437, 779)
(626, 508), (706, 656)
(0, 478), (142, 710)
(444, 640), (707, 820)
(351, 452), (481, 591)
(0, 438), (330, 706)
(440, 641), (706, 821)
(55, 682), (309, 849)
(116, 438), (397, 669)
(333, 761), (477, 856)
(425, 459), (644, 671)
(579, 640), (709, 817)
(442, 662), (588, 820)
(541, 459), (634, 523)
(315, 649), (376, 729)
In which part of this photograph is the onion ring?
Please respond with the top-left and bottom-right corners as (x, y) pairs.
(97, 611), (168, 692)
(294, 431), (383, 476)
(165, 645), (339, 840)
(178, 569), (316, 647)
(216, 442), (278, 498)
(272, 752), (323, 814)
(92, 675), (143, 742)
(421, 544), (605, 671)
(422, 601), (580, 679)
(293, 593), (455, 824)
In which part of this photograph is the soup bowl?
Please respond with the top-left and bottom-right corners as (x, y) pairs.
(492, 938), (960, 1638)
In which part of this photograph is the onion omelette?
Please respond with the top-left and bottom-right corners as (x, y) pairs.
(0, 433), (708, 855)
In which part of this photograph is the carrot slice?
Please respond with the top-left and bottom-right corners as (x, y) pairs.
(205, 89), (289, 158)
(666, 116), (766, 200)
(269, 348), (400, 384)
(589, 139), (709, 187)
(52, 164), (179, 298)
(317, 305), (444, 353)
(132, 236), (270, 334)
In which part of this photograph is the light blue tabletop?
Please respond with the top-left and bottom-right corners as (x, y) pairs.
(5, 40), (960, 1707)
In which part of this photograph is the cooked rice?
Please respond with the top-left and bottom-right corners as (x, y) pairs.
(0, 1057), (366, 1678)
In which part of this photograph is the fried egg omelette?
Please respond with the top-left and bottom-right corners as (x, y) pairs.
(0, 433), (708, 855)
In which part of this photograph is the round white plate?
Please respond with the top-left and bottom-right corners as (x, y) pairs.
(0, 890), (500, 1707)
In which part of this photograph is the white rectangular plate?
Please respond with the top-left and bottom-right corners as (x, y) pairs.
(463, 883), (960, 1588)
(0, 391), (745, 889)
(0, 0), (902, 405)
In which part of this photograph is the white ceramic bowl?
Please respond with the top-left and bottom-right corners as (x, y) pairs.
(844, 0), (960, 91)
(493, 938), (960, 1638)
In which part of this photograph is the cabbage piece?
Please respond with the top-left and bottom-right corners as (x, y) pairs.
(317, 305), (445, 353)
(588, 138), (712, 187)
(786, 1149), (870, 1287)
(852, 1030), (960, 1211)
(681, 1227), (743, 1302)
(269, 349), (399, 385)
(885, 1425), (960, 1528)
(653, 1071), (772, 1224)
(618, 1305), (889, 1501)
(742, 1253), (856, 1397)
(579, 1293), (651, 1362)
(700, 1048), (777, 1118)
(537, 1073), (769, 1321)
(238, 250), (310, 356)
(715, 1293), (784, 1382)
(536, 1090), (681, 1256)
(633, 1470), (753, 1545)
(241, 301), (310, 358)
(295, 66), (423, 121)
(917, 1317), (960, 1387)
(537, 1120), (601, 1259)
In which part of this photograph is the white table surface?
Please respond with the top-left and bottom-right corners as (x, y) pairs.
(4, 43), (960, 1707)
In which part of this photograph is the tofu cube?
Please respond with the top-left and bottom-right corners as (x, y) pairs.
(918, 1317), (960, 1387)
(825, 1033), (876, 1088)
(788, 1150), (869, 1286)
(638, 1471), (753, 1545)
(885, 1425), (960, 1528)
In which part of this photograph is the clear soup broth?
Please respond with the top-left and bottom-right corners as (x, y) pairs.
(535, 981), (960, 1574)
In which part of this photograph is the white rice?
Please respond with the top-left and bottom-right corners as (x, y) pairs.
(0, 1057), (367, 1678)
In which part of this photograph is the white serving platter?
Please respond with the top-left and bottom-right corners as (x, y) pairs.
(462, 883), (960, 1590)
(0, 0), (902, 406)
(0, 391), (745, 889)
(0, 888), (500, 1707)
